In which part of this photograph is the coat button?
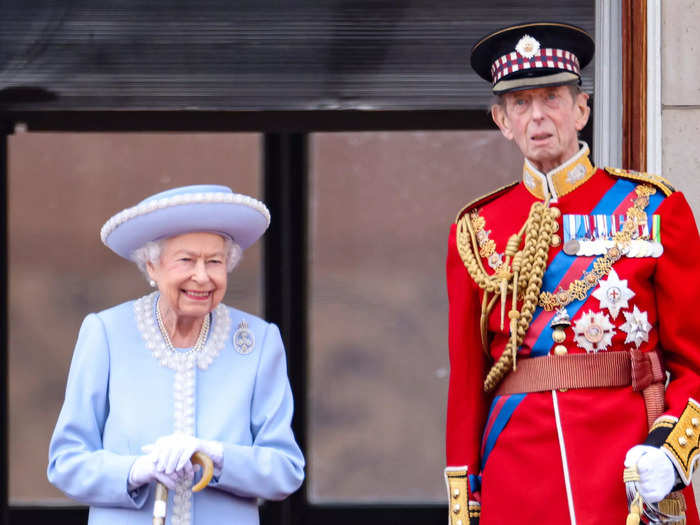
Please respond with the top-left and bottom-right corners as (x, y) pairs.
(679, 436), (688, 447)
(453, 488), (460, 498)
(452, 503), (461, 513)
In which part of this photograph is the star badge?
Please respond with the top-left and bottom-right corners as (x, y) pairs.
(573, 310), (615, 353)
(592, 269), (635, 319)
(619, 305), (652, 348)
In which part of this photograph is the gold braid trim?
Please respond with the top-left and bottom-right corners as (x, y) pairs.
(456, 201), (558, 392)
(483, 202), (555, 392)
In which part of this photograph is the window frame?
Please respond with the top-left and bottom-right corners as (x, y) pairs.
(0, 2), (619, 522)
(0, 111), (494, 525)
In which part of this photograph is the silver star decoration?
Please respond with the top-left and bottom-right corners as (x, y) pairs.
(619, 305), (652, 348)
(592, 269), (635, 319)
(573, 310), (615, 353)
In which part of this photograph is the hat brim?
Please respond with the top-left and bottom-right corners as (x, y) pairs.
(492, 71), (580, 94)
(470, 22), (594, 94)
(103, 197), (269, 260)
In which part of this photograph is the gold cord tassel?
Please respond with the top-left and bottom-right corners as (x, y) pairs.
(499, 278), (507, 330)
(625, 493), (641, 525)
(483, 202), (556, 392)
(508, 252), (522, 370)
(456, 200), (558, 392)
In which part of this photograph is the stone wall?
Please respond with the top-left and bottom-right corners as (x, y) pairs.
(662, 0), (700, 220)
(661, 0), (700, 509)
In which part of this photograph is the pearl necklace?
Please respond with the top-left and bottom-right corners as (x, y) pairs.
(155, 297), (210, 356)
(135, 292), (231, 372)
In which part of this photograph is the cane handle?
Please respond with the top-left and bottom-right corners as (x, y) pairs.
(151, 451), (214, 524)
(191, 451), (214, 492)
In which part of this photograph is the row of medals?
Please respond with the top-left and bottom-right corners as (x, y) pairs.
(563, 237), (663, 258)
(561, 213), (663, 258)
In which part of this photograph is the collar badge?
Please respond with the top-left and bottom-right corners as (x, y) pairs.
(567, 163), (587, 184)
(233, 319), (255, 354)
(524, 171), (536, 189)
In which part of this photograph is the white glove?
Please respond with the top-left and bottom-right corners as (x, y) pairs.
(142, 432), (224, 476)
(128, 453), (192, 491)
(624, 445), (676, 503)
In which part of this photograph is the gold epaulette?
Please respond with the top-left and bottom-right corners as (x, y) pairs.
(662, 398), (700, 485)
(454, 181), (519, 223)
(605, 167), (675, 197)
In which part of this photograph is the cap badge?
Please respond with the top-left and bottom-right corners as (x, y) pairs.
(233, 319), (255, 354)
(515, 35), (541, 59)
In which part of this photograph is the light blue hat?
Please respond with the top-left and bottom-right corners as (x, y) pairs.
(101, 184), (271, 260)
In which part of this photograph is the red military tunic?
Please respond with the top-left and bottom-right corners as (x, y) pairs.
(445, 144), (700, 525)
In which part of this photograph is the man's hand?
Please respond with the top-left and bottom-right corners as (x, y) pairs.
(624, 445), (676, 503)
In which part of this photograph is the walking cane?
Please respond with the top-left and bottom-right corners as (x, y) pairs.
(153, 451), (214, 525)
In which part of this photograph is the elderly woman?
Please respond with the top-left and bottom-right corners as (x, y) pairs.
(47, 185), (305, 525)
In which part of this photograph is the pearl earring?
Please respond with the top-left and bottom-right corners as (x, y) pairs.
(149, 280), (156, 287)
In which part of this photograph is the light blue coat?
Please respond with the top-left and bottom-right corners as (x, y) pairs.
(48, 296), (305, 524)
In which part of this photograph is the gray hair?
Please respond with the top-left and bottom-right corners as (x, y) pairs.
(131, 235), (242, 282)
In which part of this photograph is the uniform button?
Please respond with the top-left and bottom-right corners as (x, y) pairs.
(552, 329), (566, 344)
(452, 503), (461, 513)
(686, 428), (694, 437)
(692, 418), (699, 428)
(457, 521), (463, 525)
(453, 488), (460, 498)
(554, 345), (568, 356)
(679, 436), (688, 447)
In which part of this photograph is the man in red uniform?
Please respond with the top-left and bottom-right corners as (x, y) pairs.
(445, 22), (700, 524)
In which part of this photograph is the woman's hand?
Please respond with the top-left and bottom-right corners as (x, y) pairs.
(624, 444), (676, 503)
(142, 433), (224, 475)
(128, 453), (192, 490)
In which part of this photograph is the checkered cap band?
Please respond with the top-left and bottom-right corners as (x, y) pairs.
(490, 48), (581, 84)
